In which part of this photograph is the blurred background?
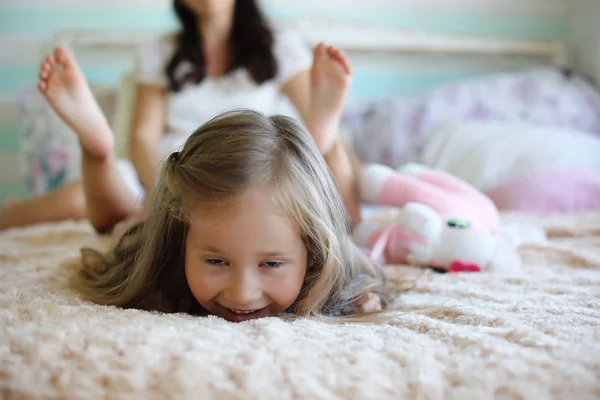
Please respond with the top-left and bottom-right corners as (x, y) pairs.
(0, 0), (598, 203)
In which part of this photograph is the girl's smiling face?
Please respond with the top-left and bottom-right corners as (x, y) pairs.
(184, 190), (308, 322)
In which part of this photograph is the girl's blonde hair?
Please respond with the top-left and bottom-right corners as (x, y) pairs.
(74, 110), (400, 317)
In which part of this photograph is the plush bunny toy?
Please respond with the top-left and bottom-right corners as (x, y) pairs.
(354, 163), (501, 272)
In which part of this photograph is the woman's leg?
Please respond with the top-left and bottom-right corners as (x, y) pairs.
(37, 47), (140, 232)
(0, 181), (86, 230)
(323, 139), (362, 227)
(307, 43), (361, 226)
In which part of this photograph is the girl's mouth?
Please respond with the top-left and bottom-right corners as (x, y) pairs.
(221, 306), (268, 322)
(229, 308), (257, 315)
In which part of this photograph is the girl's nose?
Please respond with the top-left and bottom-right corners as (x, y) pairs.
(224, 270), (262, 306)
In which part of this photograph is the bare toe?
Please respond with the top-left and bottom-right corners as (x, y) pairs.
(313, 42), (327, 60)
(40, 64), (50, 78)
(39, 55), (55, 83)
(37, 81), (47, 92)
(54, 47), (72, 66)
(43, 55), (55, 68)
(327, 47), (352, 74)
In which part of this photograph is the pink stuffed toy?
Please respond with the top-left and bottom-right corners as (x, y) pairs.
(354, 163), (501, 272)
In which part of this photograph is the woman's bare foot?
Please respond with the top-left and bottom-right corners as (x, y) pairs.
(307, 43), (353, 155)
(38, 47), (113, 158)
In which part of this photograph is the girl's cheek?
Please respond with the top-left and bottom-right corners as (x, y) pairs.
(186, 266), (221, 299)
(185, 265), (204, 289)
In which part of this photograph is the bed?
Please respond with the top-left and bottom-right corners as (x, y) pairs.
(3, 18), (600, 400)
(2, 210), (599, 398)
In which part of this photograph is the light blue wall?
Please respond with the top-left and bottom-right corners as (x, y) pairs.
(0, 1), (568, 200)
(1, 5), (566, 37)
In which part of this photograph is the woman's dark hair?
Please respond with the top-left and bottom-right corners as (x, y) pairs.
(166, 0), (277, 92)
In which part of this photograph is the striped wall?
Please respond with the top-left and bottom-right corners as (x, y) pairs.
(0, 0), (569, 200)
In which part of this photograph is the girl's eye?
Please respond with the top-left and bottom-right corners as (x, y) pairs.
(206, 258), (228, 266)
(263, 261), (283, 268)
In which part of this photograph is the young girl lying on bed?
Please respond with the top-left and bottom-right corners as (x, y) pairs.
(35, 46), (396, 321)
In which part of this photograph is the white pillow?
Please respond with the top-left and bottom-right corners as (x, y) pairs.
(419, 121), (600, 191)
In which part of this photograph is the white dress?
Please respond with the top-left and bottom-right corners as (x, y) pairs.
(118, 30), (312, 198)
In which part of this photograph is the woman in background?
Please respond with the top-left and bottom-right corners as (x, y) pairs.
(0, 0), (360, 231)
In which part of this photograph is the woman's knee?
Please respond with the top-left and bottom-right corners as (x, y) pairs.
(59, 181), (87, 218)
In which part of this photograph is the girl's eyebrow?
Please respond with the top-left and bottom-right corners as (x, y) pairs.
(258, 251), (291, 259)
(196, 245), (293, 259)
(196, 245), (224, 254)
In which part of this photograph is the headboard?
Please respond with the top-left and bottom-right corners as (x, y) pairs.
(51, 19), (568, 63)
(46, 19), (569, 156)
(50, 18), (570, 101)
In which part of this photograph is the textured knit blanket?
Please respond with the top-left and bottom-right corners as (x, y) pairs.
(1, 212), (599, 399)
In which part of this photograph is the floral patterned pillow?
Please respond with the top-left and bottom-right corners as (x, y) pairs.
(17, 84), (117, 196)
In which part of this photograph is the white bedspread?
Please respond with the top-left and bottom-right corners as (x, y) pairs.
(1, 213), (599, 399)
